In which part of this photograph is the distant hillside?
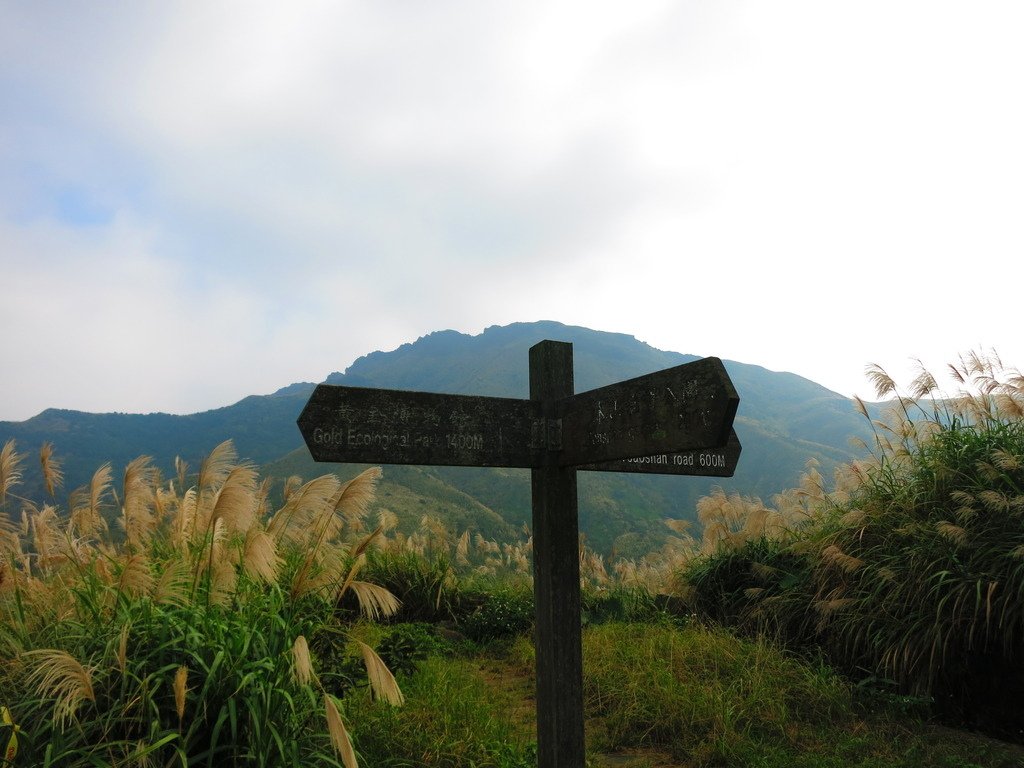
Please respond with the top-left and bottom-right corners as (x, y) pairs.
(0, 321), (876, 556)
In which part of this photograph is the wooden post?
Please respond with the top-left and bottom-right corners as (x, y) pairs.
(530, 340), (585, 768)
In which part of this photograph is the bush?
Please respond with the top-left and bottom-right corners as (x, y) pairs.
(361, 550), (463, 623)
(459, 587), (535, 644)
(581, 583), (664, 626)
(683, 536), (812, 637)
(375, 622), (454, 678)
(686, 354), (1024, 739)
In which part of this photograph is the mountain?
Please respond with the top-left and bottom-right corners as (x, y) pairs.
(0, 321), (876, 556)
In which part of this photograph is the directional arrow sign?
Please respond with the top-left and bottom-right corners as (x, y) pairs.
(556, 357), (738, 467)
(580, 428), (742, 477)
(296, 385), (545, 467)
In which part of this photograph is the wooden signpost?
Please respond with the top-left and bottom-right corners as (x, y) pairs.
(298, 341), (740, 768)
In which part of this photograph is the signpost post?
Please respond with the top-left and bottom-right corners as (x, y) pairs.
(298, 340), (740, 768)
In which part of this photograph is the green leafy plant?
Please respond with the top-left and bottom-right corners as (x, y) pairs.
(460, 587), (535, 644)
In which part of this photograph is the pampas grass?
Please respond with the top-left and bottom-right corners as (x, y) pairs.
(325, 694), (359, 768)
(682, 350), (1024, 735)
(39, 442), (63, 499)
(23, 649), (95, 729)
(0, 439), (23, 507)
(357, 640), (404, 706)
(0, 440), (402, 766)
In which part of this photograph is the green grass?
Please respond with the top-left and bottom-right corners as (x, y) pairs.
(580, 622), (1023, 767)
(341, 655), (535, 767)
(329, 620), (1024, 768)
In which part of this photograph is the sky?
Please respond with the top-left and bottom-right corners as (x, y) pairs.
(2, 1), (1022, 422)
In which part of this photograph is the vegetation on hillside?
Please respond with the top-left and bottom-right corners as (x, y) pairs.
(678, 351), (1024, 739)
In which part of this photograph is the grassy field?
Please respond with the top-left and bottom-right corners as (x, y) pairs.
(339, 619), (1024, 768)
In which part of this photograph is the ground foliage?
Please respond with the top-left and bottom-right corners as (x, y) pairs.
(680, 351), (1024, 739)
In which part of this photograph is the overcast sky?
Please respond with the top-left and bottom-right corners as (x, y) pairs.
(2, 1), (1022, 422)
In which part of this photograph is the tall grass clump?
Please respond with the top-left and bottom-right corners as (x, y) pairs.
(683, 351), (1024, 737)
(0, 440), (402, 767)
(340, 655), (536, 767)
(583, 622), (851, 765)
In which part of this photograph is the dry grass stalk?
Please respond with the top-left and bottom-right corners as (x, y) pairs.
(292, 635), (315, 686)
(122, 456), (157, 551)
(282, 474), (303, 503)
(324, 694), (358, 768)
(936, 522), (968, 546)
(292, 523), (382, 601)
(207, 464), (259, 536)
(153, 558), (190, 606)
(865, 363), (897, 399)
(29, 504), (60, 570)
(173, 488), (197, 549)
(356, 641), (404, 705)
(821, 545), (865, 574)
(72, 463), (113, 541)
(0, 439), (24, 507)
(664, 518), (691, 535)
(173, 665), (188, 720)
(117, 554), (155, 599)
(24, 648), (96, 728)
(39, 442), (64, 498)
(346, 580), (401, 620)
(840, 509), (866, 528)
(209, 557), (237, 606)
(242, 529), (280, 584)
(116, 622), (130, 674)
(978, 489), (1010, 513)
(267, 475), (341, 544)
(455, 529), (471, 565)
(338, 467), (382, 511)
(196, 440), (237, 501)
(175, 456), (189, 495)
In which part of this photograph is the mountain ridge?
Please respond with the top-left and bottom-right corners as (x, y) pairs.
(1, 321), (875, 555)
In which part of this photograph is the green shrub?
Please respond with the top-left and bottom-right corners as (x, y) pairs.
(376, 622), (454, 678)
(683, 535), (812, 637)
(581, 584), (663, 626)
(362, 550), (463, 623)
(806, 410), (1024, 736)
(459, 587), (535, 644)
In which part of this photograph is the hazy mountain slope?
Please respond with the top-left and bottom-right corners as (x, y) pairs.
(319, 322), (875, 554)
(0, 321), (876, 555)
(0, 389), (313, 501)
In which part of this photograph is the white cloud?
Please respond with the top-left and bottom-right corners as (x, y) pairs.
(1, 1), (1022, 420)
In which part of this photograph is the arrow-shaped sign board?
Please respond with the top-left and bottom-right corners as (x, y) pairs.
(297, 385), (545, 468)
(556, 357), (738, 467)
(297, 357), (739, 472)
